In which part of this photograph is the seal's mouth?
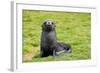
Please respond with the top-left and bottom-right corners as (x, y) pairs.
(46, 25), (52, 28)
(46, 26), (52, 31)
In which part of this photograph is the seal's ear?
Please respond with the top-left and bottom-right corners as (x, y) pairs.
(42, 21), (46, 31)
(52, 21), (56, 27)
(42, 24), (45, 31)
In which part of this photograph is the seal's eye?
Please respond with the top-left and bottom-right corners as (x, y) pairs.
(52, 22), (54, 25)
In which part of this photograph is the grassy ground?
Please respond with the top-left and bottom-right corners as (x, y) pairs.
(22, 10), (91, 62)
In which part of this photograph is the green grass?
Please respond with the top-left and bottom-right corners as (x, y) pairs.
(22, 10), (91, 62)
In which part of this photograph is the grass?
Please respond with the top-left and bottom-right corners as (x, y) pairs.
(22, 10), (91, 62)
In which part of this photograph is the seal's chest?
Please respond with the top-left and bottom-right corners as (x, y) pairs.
(46, 32), (56, 40)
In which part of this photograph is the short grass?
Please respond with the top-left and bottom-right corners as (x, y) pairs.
(22, 10), (91, 62)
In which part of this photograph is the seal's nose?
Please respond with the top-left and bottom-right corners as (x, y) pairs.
(46, 21), (52, 26)
(46, 24), (51, 27)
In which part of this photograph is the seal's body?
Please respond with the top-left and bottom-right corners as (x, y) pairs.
(40, 20), (72, 57)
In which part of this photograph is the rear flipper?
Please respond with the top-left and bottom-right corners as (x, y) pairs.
(65, 47), (72, 53)
(57, 42), (72, 53)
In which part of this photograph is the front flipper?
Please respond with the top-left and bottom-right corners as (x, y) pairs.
(53, 49), (58, 57)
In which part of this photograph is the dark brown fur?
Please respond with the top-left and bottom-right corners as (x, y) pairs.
(40, 20), (72, 57)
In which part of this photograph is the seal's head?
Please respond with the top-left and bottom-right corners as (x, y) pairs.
(42, 20), (56, 32)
